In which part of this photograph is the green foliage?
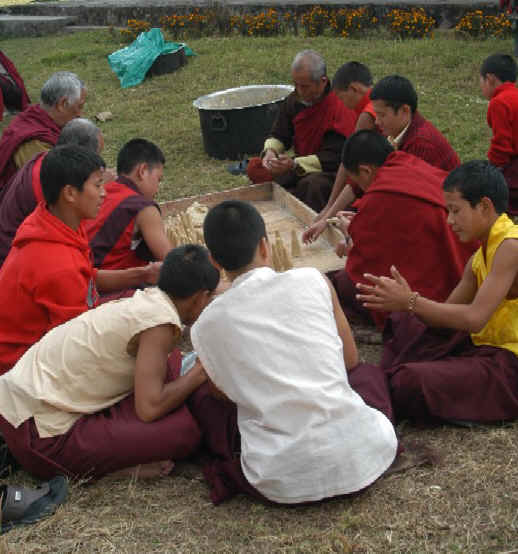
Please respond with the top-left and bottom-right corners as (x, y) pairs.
(455, 10), (512, 39)
(0, 32), (506, 202)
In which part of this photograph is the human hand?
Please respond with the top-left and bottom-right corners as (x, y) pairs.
(335, 211), (356, 235)
(269, 155), (294, 177)
(302, 218), (327, 244)
(142, 261), (162, 285)
(261, 149), (278, 170)
(335, 238), (352, 258)
(355, 265), (413, 312)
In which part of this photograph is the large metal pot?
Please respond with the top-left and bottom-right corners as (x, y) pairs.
(193, 84), (294, 161)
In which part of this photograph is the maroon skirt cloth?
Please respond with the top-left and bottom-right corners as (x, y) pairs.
(0, 349), (202, 480)
(187, 362), (395, 505)
(327, 269), (375, 326)
(381, 312), (518, 423)
(502, 157), (518, 216)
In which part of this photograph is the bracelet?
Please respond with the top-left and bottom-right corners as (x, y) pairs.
(408, 291), (420, 312)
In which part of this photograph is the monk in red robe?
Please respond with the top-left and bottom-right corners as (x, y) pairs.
(356, 160), (518, 424)
(328, 130), (476, 328)
(0, 118), (104, 267)
(246, 50), (355, 212)
(0, 71), (86, 196)
(303, 74), (460, 245)
(479, 53), (518, 215)
(0, 51), (30, 119)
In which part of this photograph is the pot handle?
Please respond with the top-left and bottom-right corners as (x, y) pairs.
(210, 112), (228, 132)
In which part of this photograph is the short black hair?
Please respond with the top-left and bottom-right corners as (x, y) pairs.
(443, 160), (509, 214)
(41, 145), (105, 205)
(203, 200), (267, 271)
(370, 75), (418, 114)
(158, 244), (220, 298)
(116, 138), (165, 175)
(480, 53), (517, 83)
(341, 130), (394, 173)
(332, 61), (372, 90)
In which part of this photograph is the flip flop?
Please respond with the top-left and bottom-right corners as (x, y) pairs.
(1, 475), (68, 534)
(227, 159), (249, 176)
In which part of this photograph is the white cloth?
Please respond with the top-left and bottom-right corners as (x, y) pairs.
(191, 267), (397, 504)
(0, 287), (182, 438)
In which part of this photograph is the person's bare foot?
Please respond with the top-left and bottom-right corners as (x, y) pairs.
(107, 460), (175, 480)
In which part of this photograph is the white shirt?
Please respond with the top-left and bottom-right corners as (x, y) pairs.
(191, 267), (397, 503)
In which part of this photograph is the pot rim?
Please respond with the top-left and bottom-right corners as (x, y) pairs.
(193, 84), (294, 111)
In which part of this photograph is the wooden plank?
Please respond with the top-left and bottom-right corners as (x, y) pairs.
(271, 183), (344, 248)
(160, 182), (272, 216)
(161, 182), (345, 274)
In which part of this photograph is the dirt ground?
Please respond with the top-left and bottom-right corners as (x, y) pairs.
(1, 322), (517, 553)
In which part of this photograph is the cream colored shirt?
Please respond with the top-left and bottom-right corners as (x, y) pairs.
(387, 120), (411, 150)
(192, 267), (397, 503)
(0, 287), (182, 438)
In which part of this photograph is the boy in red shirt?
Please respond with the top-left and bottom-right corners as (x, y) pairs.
(0, 145), (160, 374)
(480, 53), (518, 215)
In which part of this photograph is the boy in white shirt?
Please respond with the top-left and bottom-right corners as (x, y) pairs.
(190, 200), (398, 505)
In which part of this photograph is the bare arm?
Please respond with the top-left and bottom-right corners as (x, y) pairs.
(133, 324), (207, 422)
(445, 254), (478, 304)
(357, 239), (518, 332)
(302, 184), (356, 244)
(136, 205), (172, 261)
(325, 275), (359, 369)
(96, 263), (162, 292)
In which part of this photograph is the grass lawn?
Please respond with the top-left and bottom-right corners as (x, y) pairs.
(0, 30), (518, 553)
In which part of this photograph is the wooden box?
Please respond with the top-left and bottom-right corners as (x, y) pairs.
(160, 182), (344, 274)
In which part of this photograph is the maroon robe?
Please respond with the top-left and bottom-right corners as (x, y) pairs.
(0, 51), (30, 119)
(188, 363), (395, 505)
(0, 152), (44, 267)
(0, 104), (60, 194)
(334, 151), (477, 328)
(0, 350), (201, 480)
(380, 313), (518, 423)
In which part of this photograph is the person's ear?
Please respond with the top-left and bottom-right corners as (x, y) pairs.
(258, 236), (270, 263)
(208, 253), (223, 271)
(479, 196), (494, 215)
(62, 184), (78, 204)
(135, 162), (148, 181)
(55, 96), (68, 114)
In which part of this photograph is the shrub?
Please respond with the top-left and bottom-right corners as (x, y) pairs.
(329, 7), (378, 38)
(300, 6), (330, 37)
(455, 10), (512, 39)
(120, 19), (151, 42)
(230, 9), (285, 37)
(386, 8), (435, 39)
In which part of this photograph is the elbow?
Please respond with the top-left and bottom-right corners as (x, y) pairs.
(135, 402), (158, 423)
(345, 348), (359, 370)
(465, 314), (488, 334)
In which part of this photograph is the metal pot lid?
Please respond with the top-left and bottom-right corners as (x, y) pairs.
(193, 84), (294, 111)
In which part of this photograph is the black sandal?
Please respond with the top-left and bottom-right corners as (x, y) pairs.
(1, 476), (68, 534)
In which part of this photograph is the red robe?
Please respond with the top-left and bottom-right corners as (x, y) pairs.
(399, 111), (460, 173)
(84, 177), (157, 270)
(0, 51), (30, 120)
(486, 82), (518, 214)
(342, 151), (476, 328)
(0, 204), (98, 374)
(292, 90), (355, 156)
(0, 104), (60, 194)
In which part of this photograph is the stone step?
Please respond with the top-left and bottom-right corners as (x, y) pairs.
(3, 1), (498, 28)
(0, 15), (77, 38)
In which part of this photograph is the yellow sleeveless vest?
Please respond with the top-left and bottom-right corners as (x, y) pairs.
(471, 213), (518, 356)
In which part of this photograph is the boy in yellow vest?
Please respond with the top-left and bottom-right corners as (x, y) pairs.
(356, 160), (518, 423)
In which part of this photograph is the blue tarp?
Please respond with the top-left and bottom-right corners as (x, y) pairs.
(108, 28), (194, 89)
